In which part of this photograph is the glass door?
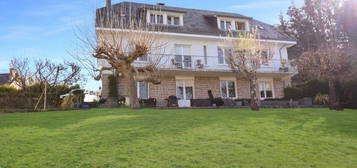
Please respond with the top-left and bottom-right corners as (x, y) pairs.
(176, 80), (194, 107)
(175, 45), (192, 69)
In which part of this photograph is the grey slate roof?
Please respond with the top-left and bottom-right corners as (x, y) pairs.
(96, 1), (295, 42)
(0, 73), (9, 85)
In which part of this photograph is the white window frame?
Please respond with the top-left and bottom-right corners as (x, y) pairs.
(175, 44), (192, 69)
(175, 76), (195, 100)
(258, 80), (275, 100)
(217, 46), (232, 65)
(147, 10), (184, 26)
(137, 81), (149, 99)
(220, 79), (237, 99)
(217, 17), (250, 31)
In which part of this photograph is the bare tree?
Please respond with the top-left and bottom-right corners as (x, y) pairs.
(225, 30), (274, 111)
(34, 59), (81, 111)
(9, 58), (33, 89)
(75, 5), (166, 109)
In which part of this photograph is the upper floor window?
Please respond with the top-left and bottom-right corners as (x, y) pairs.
(147, 10), (183, 26)
(236, 22), (246, 31)
(218, 17), (249, 31)
(168, 15), (180, 25)
(150, 14), (164, 24)
(218, 47), (232, 64)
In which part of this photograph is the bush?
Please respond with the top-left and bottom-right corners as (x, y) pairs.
(108, 75), (118, 98)
(284, 87), (303, 100)
(0, 85), (17, 93)
(299, 80), (329, 98)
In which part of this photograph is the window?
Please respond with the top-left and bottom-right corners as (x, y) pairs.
(259, 81), (273, 99)
(220, 21), (225, 30)
(157, 14), (163, 24)
(168, 16), (180, 25)
(137, 82), (149, 99)
(137, 55), (148, 61)
(148, 11), (183, 26)
(150, 14), (156, 23)
(175, 45), (191, 69)
(220, 20), (232, 31)
(236, 22), (246, 31)
(220, 80), (236, 98)
(261, 50), (269, 64)
(226, 21), (232, 30)
(149, 13), (163, 24)
(176, 80), (193, 100)
(203, 45), (207, 64)
(217, 47), (232, 64)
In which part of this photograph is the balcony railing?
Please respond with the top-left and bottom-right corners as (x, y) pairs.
(129, 54), (296, 73)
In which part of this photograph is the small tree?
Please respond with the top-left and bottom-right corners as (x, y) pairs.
(225, 30), (274, 111)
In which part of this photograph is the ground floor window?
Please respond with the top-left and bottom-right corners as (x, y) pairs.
(259, 81), (273, 99)
(137, 82), (149, 99)
(176, 80), (194, 100)
(220, 80), (236, 98)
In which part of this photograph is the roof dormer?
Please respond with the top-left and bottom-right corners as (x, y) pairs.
(216, 17), (250, 32)
(146, 10), (184, 26)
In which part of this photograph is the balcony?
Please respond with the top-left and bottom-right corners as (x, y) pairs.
(138, 54), (297, 74)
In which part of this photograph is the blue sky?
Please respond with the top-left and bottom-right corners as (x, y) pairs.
(0, 0), (303, 90)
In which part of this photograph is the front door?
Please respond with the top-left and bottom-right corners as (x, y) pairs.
(176, 80), (194, 107)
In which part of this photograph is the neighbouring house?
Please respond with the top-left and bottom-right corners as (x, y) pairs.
(0, 68), (21, 89)
(96, 1), (297, 107)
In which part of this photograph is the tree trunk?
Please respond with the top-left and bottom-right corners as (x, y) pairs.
(127, 70), (140, 109)
(249, 75), (260, 111)
(329, 79), (342, 110)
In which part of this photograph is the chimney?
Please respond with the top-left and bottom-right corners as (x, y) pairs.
(106, 0), (111, 10)
(157, 3), (165, 6)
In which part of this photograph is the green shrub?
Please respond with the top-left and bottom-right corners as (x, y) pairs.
(108, 75), (118, 98)
(0, 85), (17, 93)
(284, 87), (303, 100)
(299, 80), (329, 98)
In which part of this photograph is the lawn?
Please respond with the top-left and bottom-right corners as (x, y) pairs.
(0, 108), (356, 168)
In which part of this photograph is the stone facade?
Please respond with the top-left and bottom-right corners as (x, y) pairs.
(273, 78), (285, 99)
(101, 74), (286, 106)
(194, 77), (220, 99)
(236, 79), (251, 99)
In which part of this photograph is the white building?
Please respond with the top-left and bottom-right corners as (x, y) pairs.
(96, 1), (296, 107)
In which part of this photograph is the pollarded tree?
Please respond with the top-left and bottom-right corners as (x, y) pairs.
(225, 30), (274, 111)
(77, 5), (166, 109)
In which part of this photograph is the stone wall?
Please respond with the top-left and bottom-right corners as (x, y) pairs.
(236, 79), (251, 99)
(273, 78), (285, 99)
(194, 77), (220, 99)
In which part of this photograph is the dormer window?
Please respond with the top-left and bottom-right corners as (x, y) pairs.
(217, 17), (249, 31)
(168, 15), (180, 25)
(236, 22), (246, 31)
(150, 13), (164, 24)
(147, 10), (184, 26)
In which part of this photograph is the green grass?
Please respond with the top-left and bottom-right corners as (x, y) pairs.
(0, 108), (356, 168)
